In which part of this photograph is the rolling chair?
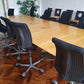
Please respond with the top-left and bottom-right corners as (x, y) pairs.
(67, 9), (73, 14)
(9, 21), (44, 78)
(59, 11), (72, 25)
(77, 14), (84, 29)
(8, 8), (14, 16)
(0, 17), (28, 61)
(40, 8), (52, 20)
(52, 37), (84, 84)
(30, 6), (35, 17)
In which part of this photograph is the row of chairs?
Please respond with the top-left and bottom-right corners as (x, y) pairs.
(5, 6), (35, 16)
(0, 17), (84, 83)
(51, 8), (84, 21)
(0, 17), (44, 78)
(41, 8), (84, 29)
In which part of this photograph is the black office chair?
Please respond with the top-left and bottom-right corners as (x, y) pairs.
(67, 9), (73, 13)
(52, 37), (84, 84)
(40, 8), (52, 20)
(59, 11), (72, 25)
(9, 21), (44, 78)
(30, 6), (35, 17)
(8, 8), (14, 16)
(78, 14), (84, 29)
(0, 17), (29, 61)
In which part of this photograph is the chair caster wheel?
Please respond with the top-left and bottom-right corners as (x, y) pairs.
(17, 59), (20, 62)
(6, 54), (9, 58)
(22, 72), (27, 78)
(40, 69), (44, 74)
(16, 63), (20, 67)
(52, 80), (58, 84)
(41, 58), (44, 62)
(42, 71), (44, 74)
(17, 57), (20, 62)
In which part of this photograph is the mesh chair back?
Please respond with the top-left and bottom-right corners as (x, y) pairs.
(30, 6), (35, 17)
(10, 22), (32, 50)
(52, 37), (84, 83)
(41, 8), (52, 20)
(59, 11), (72, 25)
(8, 9), (14, 16)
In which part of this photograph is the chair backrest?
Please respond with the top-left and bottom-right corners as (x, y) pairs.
(52, 37), (84, 83)
(75, 11), (84, 20)
(67, 10), (73, 19)
(67, 9), (73, 15)
(30, 6), (35, 17)
(78, 14), (84, 29)
(10, 21), (32, 50)
(55, 8), (61, 16)
(67, 9), (73, 12)
(41, 8), (52, 20)
(0, 20), (7, 33)
(8, 8), (14, 16)
(59, 11), (72, 25)
(0, 17), (15, 38)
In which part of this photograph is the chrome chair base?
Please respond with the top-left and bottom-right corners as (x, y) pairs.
(0, 42), (16, 49)
(70, 81), (76, 84)
(0, 34), (16, 49)
(16, 50), (44, 78)
(52, 80), (76, 84)
(40, 51), (56, 61)
(7, 47), (28, 61)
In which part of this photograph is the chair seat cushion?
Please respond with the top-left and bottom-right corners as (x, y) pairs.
(25, 44), (37, 50)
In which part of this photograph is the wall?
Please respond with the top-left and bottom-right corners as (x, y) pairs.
(8, 0), (40, 15)
(7, 0), (20, 15)
(0, 0), (4, 16)
(40, 0), (84, 19)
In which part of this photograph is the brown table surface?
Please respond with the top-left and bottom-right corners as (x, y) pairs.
(9, 15), (84, 56)
(70, 19), (79, 23)
(50, 16), (60, 19)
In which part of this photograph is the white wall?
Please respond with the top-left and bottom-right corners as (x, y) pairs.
(40, 0), (84, 19)
(0, 0), (5, 16)
(7, 0), (40, 15)
(7, 0), (20, 15)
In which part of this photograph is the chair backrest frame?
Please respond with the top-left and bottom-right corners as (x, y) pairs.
(10, 21), (32, 50)
(52, 37), (84, 83)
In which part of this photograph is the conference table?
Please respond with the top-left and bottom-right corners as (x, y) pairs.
(9, 15), (84, 56)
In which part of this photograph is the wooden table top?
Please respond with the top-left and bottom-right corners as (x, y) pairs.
(9, 15), (84, 56)
(50, 16), (60, 19)
(70, 19), (79, 23)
